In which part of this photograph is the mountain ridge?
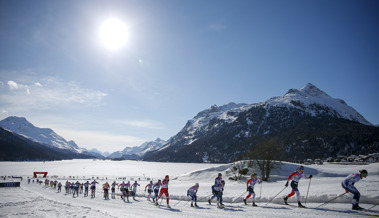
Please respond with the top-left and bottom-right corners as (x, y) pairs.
(108, 138), (167, 159)
(0, 116), (82, 153)
(143, 83), (378, 163)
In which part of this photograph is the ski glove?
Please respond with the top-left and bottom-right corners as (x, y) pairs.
(285, 181), (289, 187)
(345, 189), (349, 193)
(308, 175), (313, 179)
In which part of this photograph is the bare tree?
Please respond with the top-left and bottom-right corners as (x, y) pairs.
(248, 137), (284, 181)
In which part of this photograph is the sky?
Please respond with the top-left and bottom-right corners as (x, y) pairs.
(0, 0), (378, 153)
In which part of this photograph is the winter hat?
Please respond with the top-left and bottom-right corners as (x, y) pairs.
(360, 169), (368, 175)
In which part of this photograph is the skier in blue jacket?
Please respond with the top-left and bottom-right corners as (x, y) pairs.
(208, 173), (222, 204)
(212, 180), (225, 208)
(341, 169), (368, 210)
(187, 183), (199, 207)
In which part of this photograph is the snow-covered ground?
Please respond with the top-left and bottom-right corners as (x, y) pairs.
(0, 160), (378, 217)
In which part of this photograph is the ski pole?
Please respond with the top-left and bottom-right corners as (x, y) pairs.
(174, 197), (186, 206)
(265, 186), (287, 206)
(366, 204), (378, 211)
(183, 198), (192, 206)
(232, 191), (248, 204)
(305, 178), (311, 205)
(315, 192), (346, 208)
(198, 193), (213, 202)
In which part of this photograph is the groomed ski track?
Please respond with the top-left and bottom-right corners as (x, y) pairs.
(1, 182), (378, 218)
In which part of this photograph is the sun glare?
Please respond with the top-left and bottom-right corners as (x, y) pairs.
(98, 18), (129, 51)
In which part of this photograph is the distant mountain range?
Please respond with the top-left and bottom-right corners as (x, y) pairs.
(108, 138), (167, 160)
(0, 116), (82, 152)
(0, 127), (94, 161)
(143, 83), (379, 163)
(1, 83), (378, 162)
(0, 116), (165, 161)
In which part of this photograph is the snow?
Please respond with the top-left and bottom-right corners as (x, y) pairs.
(1, 160), (379, 217)
(167, 83), (372, 151)
(263, 83), (371, 125)
(0, 116), (82, 153)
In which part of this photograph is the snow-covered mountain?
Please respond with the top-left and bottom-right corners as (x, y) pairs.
(108, 138), (167, 159)
(79, 148), (109, 159)
(0, 126), (95, 161)
(144, 83), (378, 163)
(264, 83), (371, 125)
(0, 116), (82, 153)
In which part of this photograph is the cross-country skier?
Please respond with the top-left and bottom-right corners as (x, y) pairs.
(131, 181), (140, 200)
(155, 175), (170, 208)
(145, 181), (154, 201)
(283, 165), (312, 208)
(208, 173), (223, 205)
(341, 169), (368, 210)
(70, 182), (74, 194)
(57, 182), (62, 193)
(65, 181), (70, 194)
(111, 181), (118, 199)
(243, 172), (262, 207)
(73, 181), (80, 197)
(118, 181), (126, 200)
(79, 183), (84, 194)
(103, 182), (110, 200)
(187, 183), (200, 207)
(152, 180), (162, 203)
(90, 180), (99, 198)
(84, 181), (90, 197)
(213, 180), (225, 208)
(123, 181), (131, 202)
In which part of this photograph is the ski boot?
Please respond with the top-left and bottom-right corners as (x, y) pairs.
(191, 202), (194, 207)
(195, 202), (199, 207)
(243, 199), (247, 205)
(252, 202), (258, 207)
(283, 196), (289, 205)
(352, 204), (363, 210)
(208, 199), (211, 205)
(167, 204), (171, 209)
(298, 202), (306, 208)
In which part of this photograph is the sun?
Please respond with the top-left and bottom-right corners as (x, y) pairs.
(98, 18), (129, 51)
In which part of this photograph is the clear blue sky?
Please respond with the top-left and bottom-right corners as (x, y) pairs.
(0, 0), (378, 152)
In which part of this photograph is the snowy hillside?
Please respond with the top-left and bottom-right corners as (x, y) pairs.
(1, 160), (378, 217)
(175, 83), (371, 147)
(0, 116), (82, 153)
(144, 83), (379, 163)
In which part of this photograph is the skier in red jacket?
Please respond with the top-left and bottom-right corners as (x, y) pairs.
(283, 165), (312, 208)
(155, 175), (171, 208)
(243, 172), (262, 206)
